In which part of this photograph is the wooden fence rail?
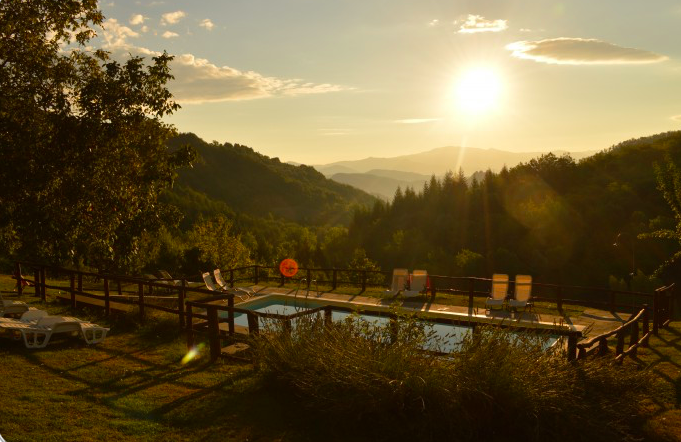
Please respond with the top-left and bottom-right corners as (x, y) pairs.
(9, 261), (676, 362)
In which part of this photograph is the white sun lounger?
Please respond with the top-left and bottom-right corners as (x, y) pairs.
(1, 315), (109, 349)
(485, 274), (509, 310)
(383, 268), (409, 297)
(508, 275), (533, 312)
(0, 293), (30, 317)
(202, 272), (249, 301)
(403, 270), (428, 298)
(213, 269), (255, 297)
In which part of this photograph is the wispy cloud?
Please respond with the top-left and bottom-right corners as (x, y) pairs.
(162, 31), (179, 38)
(427, 19), (439, 27)
(129, 14), (145, 25)
(199, 19), (214, 30)
(394, 118), (441, 124)
(161, 10), (185, 26)
(671, 115), (681, 122)
(458, 15), (507, 34)
(507, 38), (668, 65)
(98, 20), (350, 104)
(101, 18), (139, 47)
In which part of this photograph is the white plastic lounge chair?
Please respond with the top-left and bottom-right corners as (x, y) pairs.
(157, 270), (182, 286)
(383, 268), (409, 297)
(508, 275), (533, 312)
(0, 293), (29, 317)
(0, 309), (48, 325)
(18, 316), (109, 349)
(403, 270), (428, 298)
(213, 269), (255, 297)
(202, 272), (248, 301)
(485, 274), (509, 310)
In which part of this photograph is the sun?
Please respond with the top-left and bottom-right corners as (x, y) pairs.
(454, 67), (502, 115)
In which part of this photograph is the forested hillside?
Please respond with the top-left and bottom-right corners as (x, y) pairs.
(166, 133), (376, 226)
(346, 131), (681, 288)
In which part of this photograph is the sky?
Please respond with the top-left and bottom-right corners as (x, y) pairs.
(93, 0), (681, 164)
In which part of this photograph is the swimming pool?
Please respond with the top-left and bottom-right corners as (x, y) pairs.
(222, 295), (559, 353)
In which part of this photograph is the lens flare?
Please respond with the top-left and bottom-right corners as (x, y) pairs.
(181, 343), (205, 365)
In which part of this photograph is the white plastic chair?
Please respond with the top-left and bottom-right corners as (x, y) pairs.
(20, 316), (108, 349)
(403, 270), (428, 298)
(508, 275), (533, 312)
(213, 269), (255, 297)
(383, 269), (409, 297)
(485, 274), (509, 310)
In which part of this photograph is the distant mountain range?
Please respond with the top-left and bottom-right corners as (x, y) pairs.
(314, 145), (598, 176)
(165, 133), (376, 226)
(314, 146), (598, 200)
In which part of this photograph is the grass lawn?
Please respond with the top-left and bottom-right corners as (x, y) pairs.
(1, 273), (680, 441)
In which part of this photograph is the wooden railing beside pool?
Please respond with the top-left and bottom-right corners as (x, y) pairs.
(9, 261), (676, 361)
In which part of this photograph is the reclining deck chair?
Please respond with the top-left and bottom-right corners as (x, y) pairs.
(0, 293), (29, 317)
(403, 270), (428, 298)
(508, 275), (533, 313)
(485, 274), (509, 311)
(383, 268), (408, 297)
(213, 269), (255, 297)
(5, 315), (109, 349)
(202, 272), (249, 301)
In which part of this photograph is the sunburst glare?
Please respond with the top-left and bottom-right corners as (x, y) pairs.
(454, 67), (502, 115)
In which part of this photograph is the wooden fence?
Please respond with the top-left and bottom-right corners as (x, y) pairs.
(9, 261), (676, 362)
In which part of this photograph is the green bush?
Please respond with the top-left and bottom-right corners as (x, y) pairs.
(253, 313), (659, 442)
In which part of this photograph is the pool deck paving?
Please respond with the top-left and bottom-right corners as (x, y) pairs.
(237, 285), (629, 340)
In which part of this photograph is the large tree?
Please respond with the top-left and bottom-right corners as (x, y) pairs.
(0, 0), (193, 270)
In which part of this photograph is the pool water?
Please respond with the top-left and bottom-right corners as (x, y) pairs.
(222, 297), (557, 353)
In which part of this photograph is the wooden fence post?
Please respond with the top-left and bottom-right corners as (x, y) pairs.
(332, 269), (337, 290)
(361, 270), (367, 292)
(15, 263), (23, 297)
(324, 306), (333, 326)
(40, 267), (46, 301)
(629, 320), (639, 357)
(642, 304), (649, 347)
(653, 291), (659, 336)
(69, 272), (76, 309)
(597, 337), (609, 356)
(34, 269), (40, 298)
(104, 277), (110, 318)
(186, 303), (194, 349)
(307, 269), (311, 290)
(609, 291), (616, 312)
(468, 278), (475, 312)
(138, 282), (145, 324)
(247, 312), (259, 335)
(229, 269), (235, 288)
(567, 333), (578, 361)
(557, 286), (563, 312)
(280, 271), (285, 287)
(178, 280), (186, 328)
(615, 330), (625, 357)
(431, 276), (437, 302)
(228, 296), (235, 335)
(207, 305), (220, 360)
(77, 273), (83, 293)
(254, 265), (259, 285)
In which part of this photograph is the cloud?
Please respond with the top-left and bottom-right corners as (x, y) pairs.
(199, 19), (215, 30)
(394, 118), (441, 124)
(671, 115), (681, 122)
(129, 14), (145, 25)
(162, 31), (179, 38)
(161, 10), (185, 25)
(506, 38), (668, 65)
(98, 24), (350, 104)
(101, 18), (139, 47)
(427, 19), (439, 27)
(458, 15), (507, 34)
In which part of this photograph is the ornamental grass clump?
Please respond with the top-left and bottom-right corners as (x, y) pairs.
(253, 312), (659, 441)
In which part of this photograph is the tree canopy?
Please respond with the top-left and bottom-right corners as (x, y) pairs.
(0, 0), (194, 271)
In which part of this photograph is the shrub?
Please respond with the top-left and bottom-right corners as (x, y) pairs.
(253, 313), (659, 442)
